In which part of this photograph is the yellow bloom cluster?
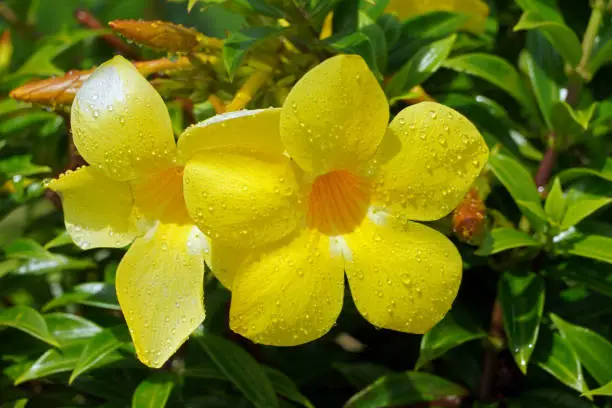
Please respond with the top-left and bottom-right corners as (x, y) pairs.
(49, 54), (488, 368)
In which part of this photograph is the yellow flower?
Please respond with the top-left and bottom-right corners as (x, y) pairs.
(386, 0), (489, 34)
(47, 56), (210, 368)
(180, 55), (489, 345)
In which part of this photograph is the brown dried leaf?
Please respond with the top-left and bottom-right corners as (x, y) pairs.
(9, 57), (192, 106)
(109, 20), (220, 53)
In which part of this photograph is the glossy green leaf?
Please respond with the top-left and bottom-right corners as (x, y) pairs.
(558, 157), (612, 183)
(343, 372), (467, 408)
(14, 342), (123, 385)
(514, 12), (581, 67)
(335, 363), (395, 389)
(551, 313), (612, 385)
(332, 0), (359, 36)
(563, 235), (612, 264)
(386, 34), (456, 101)
(329, 32), (379, 77)
(3, 238), (53, 260)
(132, 372), (175, 408)
(533, 326), (587, 393)
(415, 311), (486, 369)
(551, 102), (589, 139)
(516, 0), (564, 23)
(0, 306), (59, 348)
(263, 367), (315, 408)
(548, 259), (612, 299)
(582, 381), (612, 397)
(70, 326), (130, 384)
(476, 228), (541, 256)
(588, 40), (612, 79)
(44, 313), (102, 348)
(508, 389), (596, 408)
(488, 152), (548, 232)
(561, 179), (612, 229)
(545, 178), (565, 224)
(43, 282), (120, 311)
(223, 27), (284, 79)
(499, 271), (545, 373)
(196, 333), (278, 408)
(443, 53), (534, 110)
(388, 11), (468, 71)
(0, 155), (50, 179)
(523, 30), (564, 130)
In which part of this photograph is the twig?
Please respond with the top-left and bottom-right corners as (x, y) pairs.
(74, 9), (141, 60)
(479, 299), (504, 401)
(535, 133), (557, 190)
(0, 2), (38, 39)
(576, 0), (606, 80)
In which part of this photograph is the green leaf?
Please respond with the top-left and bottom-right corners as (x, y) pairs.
(70, 326), (131, 384)
(43, 282), (120, 311)
(508, 389), (596, 408)
(415, 310), (486, 369)
(499, 271), (545, 373)
(551, 101), (589, 139)
(14, 342), (123, 385)
(44, 313), (102, 348)
(548, 259), (612, 299)
(386, 34), (456, 102)
(3, 238), (54, 260)
(196, 333), (278, 408)
(0, 155), (50, 179)
(263, 367), (315, 408)
(588, 39), (612, 79)
(523, 30), (564, 130)
(514, 12), (581, 67)
(516, 0), (564, 23)
(332, 0), (359, 36)
(343, 372), (467, 408)
(388, 11), (468, 71)
(551, 313), (612, 385)
(558, 157), (612, 183)
(533, 326), (587, 393)
(0, 306), (59, 347)
(488, 152), (548, 232)
(223, 27), (284, 79)
(328, 32), (379, 77)
(582, 381), (612, 397)
(475, 228), (541, 256)
(545, 178), (565, 224)
(442, 53), (534, 110)
(132, 373), (175, 408)
(563, 235), (612, 264)
(561, 179), (612, 229)
(335, 363), (395, 389)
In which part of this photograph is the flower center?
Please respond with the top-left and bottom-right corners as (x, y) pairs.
(307, 170), (371, 235)
(132, 166), (190, 225)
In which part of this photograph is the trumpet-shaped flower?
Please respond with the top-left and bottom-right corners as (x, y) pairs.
(181, 55), (489, 345)
(47, 56), (210, 368)
(386, 0), (489, 34)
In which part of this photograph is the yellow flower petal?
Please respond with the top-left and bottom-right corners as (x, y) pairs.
(280, 55), (389, 175)
(177, 109), (284, 164)
(205, 240), (247, 289)
(116, 222), (206, 368)
(183, 152), (303, 249)
(385, 0), (489, 34)
(71, 55), (176, 181)
(47, 166), (136, 249)
(229, 229), (344, 346)
(373, 102), (488, 221)
(344, 215), (461, 333)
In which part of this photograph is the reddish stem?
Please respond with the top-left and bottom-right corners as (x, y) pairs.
(74, 9), (140, 59)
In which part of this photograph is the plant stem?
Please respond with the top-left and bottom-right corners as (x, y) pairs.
(479, 299), (504, 401)
(577, 0), (606, 79)
(535, 133), (557, 190)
